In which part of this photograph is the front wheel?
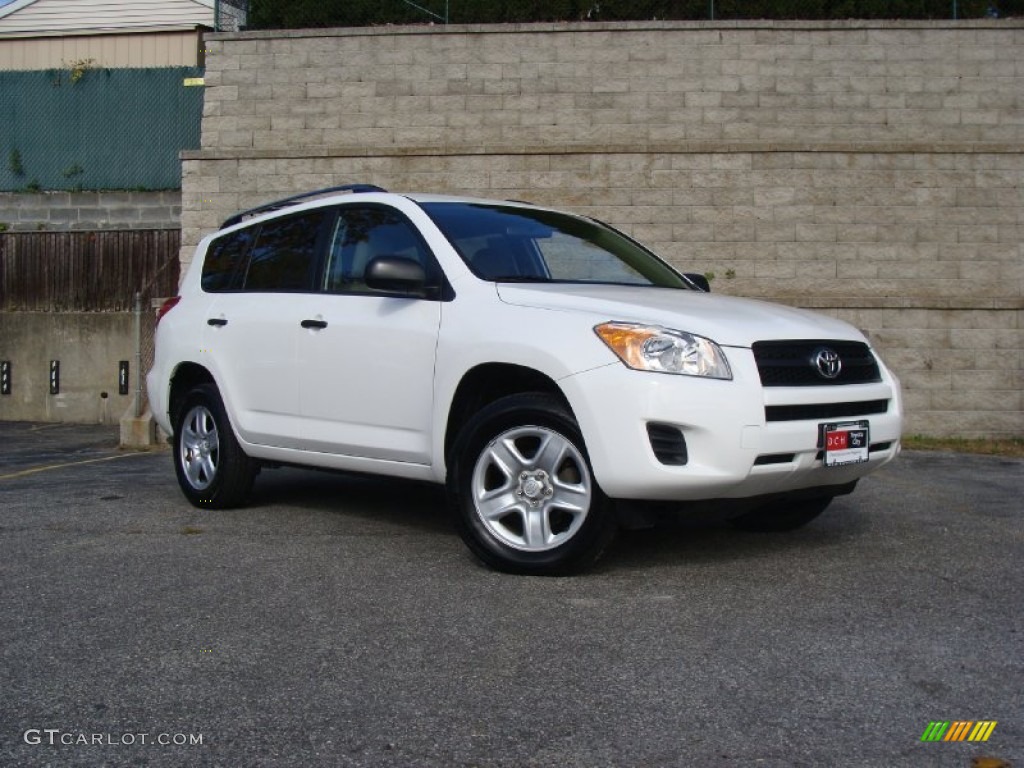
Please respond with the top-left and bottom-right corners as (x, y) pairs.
(449, 394), (616, 575)
(173, 383), (256, 509)
(730, 497), (833, 532)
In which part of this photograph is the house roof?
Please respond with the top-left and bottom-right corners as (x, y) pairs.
(0, 0), (215, 36)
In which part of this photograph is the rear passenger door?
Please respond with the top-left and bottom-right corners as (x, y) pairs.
(295, 204), (443, 465)
(202, 209), (330, 449)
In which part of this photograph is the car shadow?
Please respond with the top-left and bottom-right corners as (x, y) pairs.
(249, 465), (453, 536)
(597, 500), (870, 573)
(246, 466), (869, 571)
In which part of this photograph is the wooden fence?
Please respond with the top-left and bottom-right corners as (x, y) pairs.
(0, 230), (180, 312)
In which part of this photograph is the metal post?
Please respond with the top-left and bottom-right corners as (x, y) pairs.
(133, 291), (143, 418)
(710, 1), (715, 21)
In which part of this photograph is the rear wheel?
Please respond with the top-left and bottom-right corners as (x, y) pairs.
(449, 394), (616, 575)
(730, 497), (833, 532)
(173, 384), (256, 508)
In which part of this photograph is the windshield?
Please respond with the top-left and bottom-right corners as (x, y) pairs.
(420, 202), (692, 289)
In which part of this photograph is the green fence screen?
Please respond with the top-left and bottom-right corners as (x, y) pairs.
(1, 67), (203, 192)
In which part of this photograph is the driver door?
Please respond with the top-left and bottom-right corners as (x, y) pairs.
(295, 204), (444, 465)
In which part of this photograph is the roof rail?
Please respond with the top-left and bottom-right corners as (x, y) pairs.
(220, 184), (387, 229)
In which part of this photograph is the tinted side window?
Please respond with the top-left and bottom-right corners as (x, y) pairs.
(201, 228), (255, 292)
(324, 206), (434, 293)
(242, 211), (327, 292)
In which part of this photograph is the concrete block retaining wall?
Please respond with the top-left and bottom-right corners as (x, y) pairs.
(0, 191), (182, 232)
(176, 20), (1023, 437)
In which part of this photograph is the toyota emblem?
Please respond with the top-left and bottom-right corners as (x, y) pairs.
(813, 347), (842, 379)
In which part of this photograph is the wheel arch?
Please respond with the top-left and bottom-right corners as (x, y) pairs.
(168, 362), (216, 431)
(443, 363), (573, 469)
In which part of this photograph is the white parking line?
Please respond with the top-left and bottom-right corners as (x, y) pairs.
(0, 452), (150, 481)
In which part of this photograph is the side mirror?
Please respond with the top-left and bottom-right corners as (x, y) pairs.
(684, 272), (711, 292)
(364, 256), (428, 295)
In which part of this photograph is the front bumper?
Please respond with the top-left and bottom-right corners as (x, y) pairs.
(561, 347), (902, 501)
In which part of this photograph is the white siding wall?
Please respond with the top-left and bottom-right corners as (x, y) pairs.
(0, 0), (214, 35)
(0, 29), (204, 68)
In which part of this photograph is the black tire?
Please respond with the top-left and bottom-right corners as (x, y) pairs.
(172, 383), (256, 509)
(448, 393), (616, 575)
(730, 497), (833, 532)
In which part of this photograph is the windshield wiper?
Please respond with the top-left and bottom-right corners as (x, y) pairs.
(490, 275), (550, 283)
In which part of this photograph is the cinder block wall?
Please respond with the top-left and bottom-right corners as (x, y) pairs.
(181, 21), (1023, 438)
(0, 191), (182, 231)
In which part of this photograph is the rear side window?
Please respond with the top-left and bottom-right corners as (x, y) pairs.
(201, 227), (255, 292)
(242, 210), (327, 292)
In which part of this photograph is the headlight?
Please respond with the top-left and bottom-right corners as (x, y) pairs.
(594, 322), (732, 379)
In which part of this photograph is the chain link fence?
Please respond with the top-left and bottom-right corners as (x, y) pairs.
(235, 0), (1018, 29)
(215, 0), (250, 32)
(134, 293), (158, 417)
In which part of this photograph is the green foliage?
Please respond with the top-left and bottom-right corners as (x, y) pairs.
(710, 0), (999, 19)
(68, 58), (96, 84)
(246, 0), (1019, 27)
(0, 222), (9, 233)
(8, 149), (24, 176)
(26, 179), (41, 192)
(62, 164), (84, 193)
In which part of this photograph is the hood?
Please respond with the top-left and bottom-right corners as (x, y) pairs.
(496, 283), (866, 348)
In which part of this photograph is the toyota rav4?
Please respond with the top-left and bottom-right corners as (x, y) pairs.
(148, 185), (903, 574)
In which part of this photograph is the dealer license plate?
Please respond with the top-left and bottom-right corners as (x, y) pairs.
(821, 421), (870, 467)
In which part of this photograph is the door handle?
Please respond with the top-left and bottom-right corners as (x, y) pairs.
(207, 318), (228, 327)
(300, 319), (328, 330)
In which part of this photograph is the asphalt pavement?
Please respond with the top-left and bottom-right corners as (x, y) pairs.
(0, 420), (1020, 767)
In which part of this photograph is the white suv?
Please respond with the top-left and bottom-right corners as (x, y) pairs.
(149, 185), (902, 574)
